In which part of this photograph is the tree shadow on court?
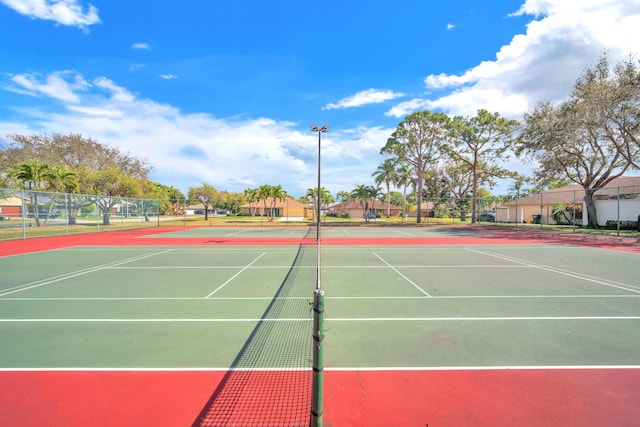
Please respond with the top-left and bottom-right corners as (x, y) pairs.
(192, 243), (317, 427)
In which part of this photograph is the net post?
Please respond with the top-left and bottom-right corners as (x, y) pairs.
(311, 288), (325, 427)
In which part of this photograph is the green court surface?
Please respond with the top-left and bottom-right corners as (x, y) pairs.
(2, 240), (639, 370)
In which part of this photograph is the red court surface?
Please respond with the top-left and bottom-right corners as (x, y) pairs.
(2, 225), (639, 256)
(1, 369), (639, 426)
(1, 226), (639, 426)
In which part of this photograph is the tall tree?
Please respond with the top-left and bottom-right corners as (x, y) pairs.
(446, 109), (519, 223)
(45, 165), (78, 194)
(45, 164), (79, 223)
(267, 184), (287, 221)
(336, 190), (351, 216)
(372, 158), (398, 217)
(306, 187), (333, 222)
(381, 111), (449, 222)
(395, 163), (413, 218)
(351, 184), (379, 221)
(188, 184), (218, 221)
(85, 167), (142, 225)
(516, 55), (640, 227)
(2, 133), (152, 182)
(244, 188), (259, 216)
(10, 159), (51, 226)
(574, 55), (640, 168)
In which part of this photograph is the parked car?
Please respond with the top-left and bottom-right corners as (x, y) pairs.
(477, 212), (496, 222)
(27, 211), (58, 219)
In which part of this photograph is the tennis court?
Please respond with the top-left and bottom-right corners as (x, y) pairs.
(1, 225), (639, 426)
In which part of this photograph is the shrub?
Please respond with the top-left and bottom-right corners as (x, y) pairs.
(605, 220), (638, 230)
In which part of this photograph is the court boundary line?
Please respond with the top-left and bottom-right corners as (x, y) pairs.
(467, 248), (640, 294)
(372, 252), (432, 297)
(109, 264), (534, 269)
(2, 315), (639, 322)
(1, 365), (639, 372)
(0, 249), (175, 297)
(3, 294), (639, 301)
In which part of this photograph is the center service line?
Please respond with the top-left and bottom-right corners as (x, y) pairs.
(372, 252), (432, 297)
(204, 252), (266, 298)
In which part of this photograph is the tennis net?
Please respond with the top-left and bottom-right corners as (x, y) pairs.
(192, 244), (316, 427)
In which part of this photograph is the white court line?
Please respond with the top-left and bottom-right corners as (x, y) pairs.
(204, 252), (266, 298)
(0, 367), (306, 372)
(0, 318), (310, 322)
(0, 250), (174, 297)
(388, 228), (415, 236)
(466, 248), (640, 294)
(2, 294), (639, 302)
(328, 316), (640, 321)
(109, 265), (532, 269)
(372, 252), (431, 297)
(0, 365), (638, 372)
(0, 296), (309, 301)
(1, 316), (638, 322)
(327, 365), (640, 371)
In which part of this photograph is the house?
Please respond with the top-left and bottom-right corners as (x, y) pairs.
(408, 202), (437, 218)
(184, 203), (216, 215)
(0, 193), (27, 219)
(498, 176), (640, 226)
(328, 199), (403, 218)
(240, 198), (309, 219)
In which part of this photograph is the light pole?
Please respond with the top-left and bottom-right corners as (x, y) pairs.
(310, 125), (328, 280)
(309, 124), (328, 427)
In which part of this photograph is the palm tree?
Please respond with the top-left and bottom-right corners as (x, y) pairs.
(395, 163), (412, 218)
(307, 187), (332, 222)
(257, 184), (272, 219)
(351, 184), (379, 221)
(11, 159), (50, 191)
(11, 160), (51, 226)
(244, 188), (259, 216)
(336, 190), (351, 216)
(268, 185), (287, 221)
(45, 165), (79, 224)
(369, 186), (383, 219)
(372, 159), (398, 217)
(46, 165), (78, 193)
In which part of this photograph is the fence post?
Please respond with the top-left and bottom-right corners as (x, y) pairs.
(572, 190), (576, 232)
(617, 186), (620, 237)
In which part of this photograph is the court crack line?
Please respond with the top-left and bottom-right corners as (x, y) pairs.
(372, 252), (431, 297)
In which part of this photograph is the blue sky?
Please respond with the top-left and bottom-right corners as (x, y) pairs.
(1, 1), (638, 198)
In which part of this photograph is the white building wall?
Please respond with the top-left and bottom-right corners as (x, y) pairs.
(583, 200), (640, 226)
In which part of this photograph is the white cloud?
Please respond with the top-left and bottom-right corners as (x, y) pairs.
(392, 0), (640, 119)
(160, 74), (178, 80)
(132, 42), (150, 50)
(446, 23), (455, 30)
(129, 64), (147, 72)
(92, 77), (136, 103)
(323, 89), (405, 110)
(0, 71), (388, 196)
(385, 98), (431, 118)
(8, 71), (87, 103)
(0, 0), (100, 28)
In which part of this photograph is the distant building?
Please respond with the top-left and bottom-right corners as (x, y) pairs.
(240, 198), (309, 219)
(498, 176), (640, 225)
(329, 199), (403, 218)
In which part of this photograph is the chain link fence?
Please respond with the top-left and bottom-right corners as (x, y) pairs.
(2, 184), (639, 241)
(0, 188), (160, 241)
